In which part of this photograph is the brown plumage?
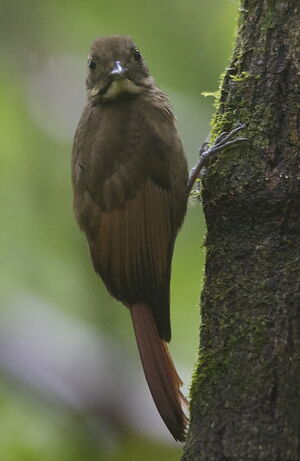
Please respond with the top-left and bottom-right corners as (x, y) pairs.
(72, 35), (188, 440)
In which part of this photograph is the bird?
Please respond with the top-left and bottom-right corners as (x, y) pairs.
(72, 34), (189, 441)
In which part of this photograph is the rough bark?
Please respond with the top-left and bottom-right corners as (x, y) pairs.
(183, 1), (300, 460)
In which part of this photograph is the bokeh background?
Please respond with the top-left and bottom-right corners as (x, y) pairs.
(0, 1), (238, 459)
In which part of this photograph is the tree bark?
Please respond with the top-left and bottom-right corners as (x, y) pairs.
(182, 1), (300, 460)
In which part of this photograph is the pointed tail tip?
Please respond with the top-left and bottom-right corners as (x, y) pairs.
(130, 302), (189, 442)
(169, 404), (189, 442)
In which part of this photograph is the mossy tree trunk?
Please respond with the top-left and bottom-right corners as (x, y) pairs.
(183, 1), (300, 460)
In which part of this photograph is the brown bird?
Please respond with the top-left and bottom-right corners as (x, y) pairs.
(72, 35), (188, 441)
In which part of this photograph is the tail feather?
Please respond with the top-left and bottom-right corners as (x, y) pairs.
(130, 303), (188, 441)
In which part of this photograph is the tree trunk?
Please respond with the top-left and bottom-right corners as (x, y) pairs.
(182, 1), (300, 460)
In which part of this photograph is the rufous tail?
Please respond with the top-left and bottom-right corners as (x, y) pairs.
(130, 302), (188, 441)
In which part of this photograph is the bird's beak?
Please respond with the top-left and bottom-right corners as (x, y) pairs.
(110, 60), (128, 79)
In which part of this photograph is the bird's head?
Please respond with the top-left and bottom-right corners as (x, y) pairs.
(86, 35), (154, 104)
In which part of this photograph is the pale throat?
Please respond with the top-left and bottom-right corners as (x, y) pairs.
(103, 78), (143, 100)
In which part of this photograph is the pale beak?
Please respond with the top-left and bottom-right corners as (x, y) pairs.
(110, 60), (128, 79)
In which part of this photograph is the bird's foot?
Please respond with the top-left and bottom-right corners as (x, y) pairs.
(187, 123), (248, 196)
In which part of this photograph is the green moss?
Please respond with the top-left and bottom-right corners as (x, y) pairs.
(201, 90), (220, 99)
(229, 71), (260, 82)
(262, 0), (277, 30)
(190, 315), (270, 402)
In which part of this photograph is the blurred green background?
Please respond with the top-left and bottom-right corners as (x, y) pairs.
(0, 0), (238, 459)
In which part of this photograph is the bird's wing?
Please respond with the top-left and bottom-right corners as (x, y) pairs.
(89, 158), (175, 342)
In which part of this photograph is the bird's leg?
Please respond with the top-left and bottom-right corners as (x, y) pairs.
(187, 123), (248, 196)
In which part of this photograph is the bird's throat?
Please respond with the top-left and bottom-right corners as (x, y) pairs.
(103, 78), (143, 100)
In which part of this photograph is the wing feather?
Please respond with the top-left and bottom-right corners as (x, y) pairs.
(89, 179), (174, 340)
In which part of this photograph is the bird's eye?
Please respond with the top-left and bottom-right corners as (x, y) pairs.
(133, 49), (141, 62)
(88, 58), (97, 70)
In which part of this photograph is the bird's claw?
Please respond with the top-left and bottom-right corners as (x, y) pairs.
(188, 123), (248, 195)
